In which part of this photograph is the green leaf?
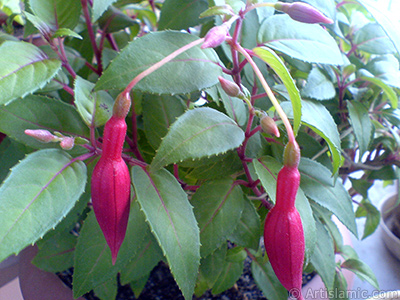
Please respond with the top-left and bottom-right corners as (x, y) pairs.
(150, 107), (245, 171)
(190, 178), (244, 257)
(186, 150), (243, 180)
(257, 14), (343, 65)
(355, 199), (380, 240)
(142, 94), (186, 150)
(32, 228), (77, 273)
(347, 101), (373, 158)
(197, 244), (226, 293)
(298, 157), (334, 187)
(98, 6), (140, 33)
(365, 55), (400, 89)
(0, 149), (86, 262)
(93, 277), (118, 300)
(310, 219), (335, 291)
(227, 197), (261, 250)
(212, 251), (244, 295)
(0, 138), (29, 183)
(253, 46), (302, 133)
(253, 156), (316, 261)
(0, 41), (61, 104)
(29, 0), (81, 31)
(199, 5), (234, 18)
(302, 67), (336, 100)
(328, 270), (349, 300)
(72, 201), (150, 298)
(158, 0), (209, 30)
(282, 99), (342, 174)
(53, 28), (82, 40)
(300, 161), (357, 236)
(349, 177), (372, 199)
(119, 234), (164, 284)
(131, 166), (200, 300)
(251, 256), (288, 300)
(354, 23), (396, 55)
(341, 258), (379, 289)
(95, 31), (222, 94)
(74, 76), (114, 127)
(92, 0), (118, 21)
(359, 76), (398, 109)
(0, 95), (90, 149)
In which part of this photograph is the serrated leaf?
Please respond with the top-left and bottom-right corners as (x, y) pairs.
(142, 94), (186, 150)
(0, 95), (90, 149)
(92, 0), (118, 22)
(298, 157), (334, 187)
(302, 67), (336, 100)
(365, 55), (400, 89)
(253, 157), (316, 261)
(93, 277), (118, 300)
(0, 149), (86, 262)
(131, 166), (200, 300)
(310, 219), (335, 291)
(0, 41), (61, 104)
(257, 14), (343, 65)
(0, 138), (28, 183)
(197, 244), (226, 292)
(300, 163), (357, 236)
(150, 107), (245, 171)
(74, 76), (114, 127)
(73, 201), (150, 298)
(347, 101), (373, 158)
(190, 178), (244, 257)
(355, 199), (380, 240)
(227, 197), (261, 250)
(212, 257), (243, 295)
(251, 256), (288, 300)
(253, 46), (302, 133)
(29, 0), (81, 31)
(95, 31), (222, 94)
(199, 5), (234, 18)
(354, 23), (396, 55)
(341, 258), (379, 289)
(158, 0), (209, 30)
(282, 99), (342, 174)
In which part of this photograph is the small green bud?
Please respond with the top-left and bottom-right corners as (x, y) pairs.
(283, 140), (301, 168)
(113, 92), (131, 119)
(218, 76), (243, 98)
(260, 113), (280, 137)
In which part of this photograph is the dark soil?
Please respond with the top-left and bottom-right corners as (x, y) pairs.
(58, 258), (315, 300)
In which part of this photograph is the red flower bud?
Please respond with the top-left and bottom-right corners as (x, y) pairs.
(275, 2), (333, 24)
(201, 23), (230, 49)
(25, 129), (58, 143)
(91, 93), (132, 264)
(264, 165), (305, 300)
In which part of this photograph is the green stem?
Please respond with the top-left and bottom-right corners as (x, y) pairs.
(233, 43), (296, 144)
(123, 38), (205, 94)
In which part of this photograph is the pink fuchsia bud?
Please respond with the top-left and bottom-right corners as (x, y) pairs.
(24, 129), (59, 143)
(218, 76), (243, 98)
(275, 2), (333, 24)
(201, 23), (230, 49)
(60, 137), (75, 150)
(260, 113), (280, 137)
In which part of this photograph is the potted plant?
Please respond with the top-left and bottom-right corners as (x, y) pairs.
(0, 0), (398, 299)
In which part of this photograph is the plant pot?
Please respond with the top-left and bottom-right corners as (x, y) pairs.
(380, 195), (400, 261)
(0, 246), (85, 300)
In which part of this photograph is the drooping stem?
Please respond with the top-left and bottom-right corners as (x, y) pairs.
(233, 44), (296, 144)
(123, 38), (205, 94)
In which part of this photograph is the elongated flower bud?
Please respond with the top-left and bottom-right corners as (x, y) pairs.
(91, 92), (132, 264)
(25, 129), (59, 143)
(218, 76), (243, 98)
(201, 23), (230, 49)
(260, 113), (280, 137)
(264, 165), (305, 300)
(275, 2), (333, 24)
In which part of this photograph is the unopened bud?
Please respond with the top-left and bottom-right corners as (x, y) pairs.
(24, 129), (59, 143)
(275, 2), (333, 24)
(201, 23), (230, 49)
(260, 113), (280, 137)
(113, 92), (131, 119)
(60, 137), (75, 150)
(218, 76), (243, 98)
(283, 140), (301, 168)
